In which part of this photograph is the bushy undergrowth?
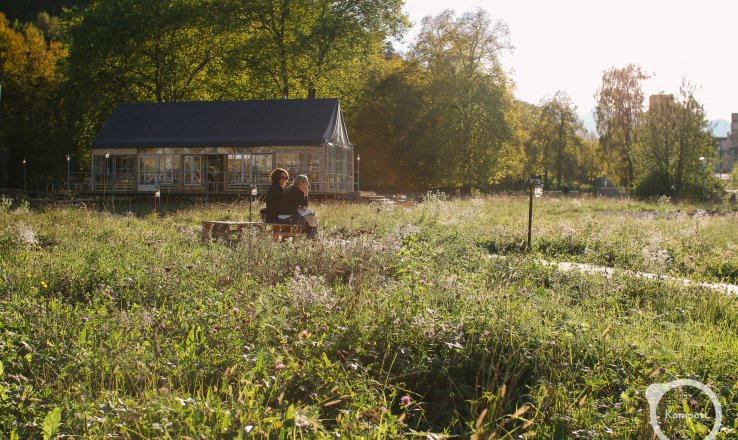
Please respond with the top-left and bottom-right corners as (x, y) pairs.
(0, 196), (737, 438)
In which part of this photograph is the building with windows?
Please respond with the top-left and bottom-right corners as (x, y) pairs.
(713, 113), (738, 174)
(90, 99), (354, 195)
(648, 93), (674, 111)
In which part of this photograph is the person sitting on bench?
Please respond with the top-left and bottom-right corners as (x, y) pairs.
(276, 174), (318, 238)
(260, 168), (289, 223)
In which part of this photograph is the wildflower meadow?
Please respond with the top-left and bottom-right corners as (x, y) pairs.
(1, 195), (737, 438)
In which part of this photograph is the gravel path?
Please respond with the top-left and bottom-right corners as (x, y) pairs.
(543, 260), (738, 295)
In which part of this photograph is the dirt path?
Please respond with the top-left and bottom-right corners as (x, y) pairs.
(541, 260), (738, 295)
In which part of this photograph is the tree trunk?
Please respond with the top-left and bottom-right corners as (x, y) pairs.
(556, 117), (564, 189)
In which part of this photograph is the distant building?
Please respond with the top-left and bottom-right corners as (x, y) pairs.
(648, 94), (738, 174)
(648, 94), (674, 111)
(713, 113), (738, 173)
(90, 99), (355, 195)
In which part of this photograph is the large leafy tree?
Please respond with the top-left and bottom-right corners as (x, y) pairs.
(64, 0), (406, 156)
(529, 91), (584, 189)
(594, 64), (649, 187)
(64, 0), (241, 154)
(635, 82), (717, 198)
(576, 133), (603, 187)
(239, 0), (407, 102)
(351, 9), (528, 193)
(0, 12), (69, 189)
(349, 53), (428, 192)
(410, 8), (520, 189)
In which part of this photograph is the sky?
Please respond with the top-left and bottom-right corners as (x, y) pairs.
(399, 0), (738, 123)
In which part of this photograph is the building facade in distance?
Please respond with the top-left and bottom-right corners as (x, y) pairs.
(714, 113), (738, 174)
(90, 99), (354, 196)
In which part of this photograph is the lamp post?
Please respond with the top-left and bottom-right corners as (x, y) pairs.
(22, 158), (27, 193)
(249, 184), (257, 221)
(357, 153), (360, 193)
(699, 156), (707, 201)
(528, 175), (543, 251)
(154, 185), (160, 213)
(66, 153), (70, 191)
(109, 152), (116, 210)
(104, 152), (109, 205)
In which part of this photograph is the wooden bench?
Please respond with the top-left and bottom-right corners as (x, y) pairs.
(201, 220), (302, 243)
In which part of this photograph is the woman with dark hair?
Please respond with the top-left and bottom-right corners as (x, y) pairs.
(260, 168), (289, 222)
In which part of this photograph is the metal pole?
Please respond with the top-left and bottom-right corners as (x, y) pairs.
(23, 159), (27, 193)
(357, 154), (360, 192)
(249, 187), (253, 222)
(104, 153), (108, 208)
(66, 154), (70, 191)
(154, 186), (160, 213)
(112, 156), (116, 211)
(699, 156), (706, 202)
(528, 181), (533, 251)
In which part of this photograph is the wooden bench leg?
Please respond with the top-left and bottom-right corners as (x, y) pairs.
(202, 223), (213, 242)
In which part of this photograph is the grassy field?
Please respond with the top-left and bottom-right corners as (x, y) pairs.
(1, 195), (737, 439)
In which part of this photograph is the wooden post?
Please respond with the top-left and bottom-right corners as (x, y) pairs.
(528, 181), (533, 251)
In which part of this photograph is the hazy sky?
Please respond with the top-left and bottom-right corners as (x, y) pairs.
(400, 0), (738, 122)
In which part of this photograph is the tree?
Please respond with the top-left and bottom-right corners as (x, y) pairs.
(240, 0), (408, 100)
(576, 132), (603, 187)
(635, 81), (717, 198)
(64, 0), (241, 154)
(64, 0), (406, 156)
(409, 8), (519, 190)
(349, 54), (428, 192)
(0, 12), (69, 189)
(515, 99), (541, 183)
(594, 64), (649, 187)
(729, 166), (738, 190)
(351, 7), (523, 194)
(529, 91), (584, 188)
(35, 12), (64, 41)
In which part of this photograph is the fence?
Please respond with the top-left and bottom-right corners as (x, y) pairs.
(596, 187), (634, 198)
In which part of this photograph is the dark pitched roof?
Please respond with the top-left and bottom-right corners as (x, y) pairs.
(92, 99), (352, 149)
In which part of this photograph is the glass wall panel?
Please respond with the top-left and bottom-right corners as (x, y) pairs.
(252, 154), (272, 184)
(302, 153), (320, 184)
(227, 154), (255, 184)
(228, 154), (242, 183)
(137, 155), (180, 185)
(184, 155), (202, 185)
(160, 155), (180, 183)
(276, 153), (299, 179)
(139, 156), (158, 185)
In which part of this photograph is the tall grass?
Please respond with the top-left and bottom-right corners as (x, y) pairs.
(0, 196), (736, 438)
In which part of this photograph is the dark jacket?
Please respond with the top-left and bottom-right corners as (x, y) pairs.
(263, 183), (285, 222)
(277, 185), (308, 217)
